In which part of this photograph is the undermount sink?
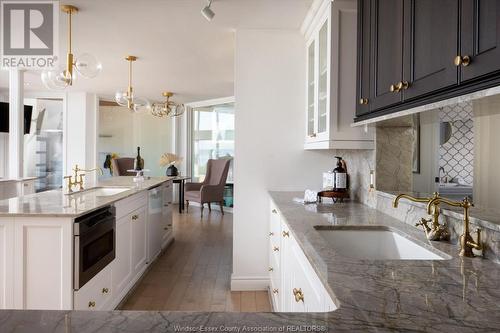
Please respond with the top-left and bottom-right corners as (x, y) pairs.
(82, 187), (131, 197)
(314, 226), (450, 260)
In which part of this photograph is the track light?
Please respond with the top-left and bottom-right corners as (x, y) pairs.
(201, 0), (215, 21)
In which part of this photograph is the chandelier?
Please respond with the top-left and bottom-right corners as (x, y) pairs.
(151, 92), (186, 117)
(115, 56), (151, 112)
(41, 4), (101, 90)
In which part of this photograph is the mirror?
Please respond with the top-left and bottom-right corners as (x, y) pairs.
(377, 93), (500, 212)
(439, 121), (452, 146)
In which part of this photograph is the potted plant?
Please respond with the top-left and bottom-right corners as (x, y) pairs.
(159, 153), (183, 176)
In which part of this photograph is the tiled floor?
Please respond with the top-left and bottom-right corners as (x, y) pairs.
(120, 206), (271, 312)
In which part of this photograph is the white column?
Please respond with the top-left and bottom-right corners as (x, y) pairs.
(8, 69), (24, 179)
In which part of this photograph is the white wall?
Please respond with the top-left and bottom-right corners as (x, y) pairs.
(98, 105), (174, 177)
(413, 111), (439, 193)
(232, 29), (335, 290)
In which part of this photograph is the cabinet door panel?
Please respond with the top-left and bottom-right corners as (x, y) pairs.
(461, 0), (500, 81)
(112, 216), (132, 298)
(370, 0), (404, 111)
(131, 208), (147, 275)
(356, 0), (372, 116)
(403, 0), (459, 99)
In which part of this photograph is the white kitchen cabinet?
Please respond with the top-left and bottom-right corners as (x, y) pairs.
(268, 198), (335, 312)
(111, 213), (133, 307)
(131, 206), (147, 276)
(0, 219), (14, 309)
(303, 0), (373, 150)
(74, 264), (112, 311)
(13, 217), (73, 310)
(21, 179), (35, 196)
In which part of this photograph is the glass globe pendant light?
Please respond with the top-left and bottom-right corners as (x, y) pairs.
(151, 92), (186, 117)
(41, 4), (102, 90)
(115, 56), (151, 113)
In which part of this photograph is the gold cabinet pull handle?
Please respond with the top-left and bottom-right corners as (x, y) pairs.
(400, 81), (410, 90)
(455, 55), (471, 67)
(282, 231), (290, 238)
(88, 301), (96, 308)
(164, 227), (168, 230)
(273, 246), (279, 252)
(272, 288), (279, 294)
(102, 288), (109, 294)
(390, 84), (397, 92)
(293, 288), (304, 303)
(359, 98), (369, 105)
(269, 232), (274, 236)
(271, 209), (277, 214)
(268, 267), (274, 272)
(132, 214), (139, 220)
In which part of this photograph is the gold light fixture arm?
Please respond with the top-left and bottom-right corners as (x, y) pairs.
(61, 5), (78, 84)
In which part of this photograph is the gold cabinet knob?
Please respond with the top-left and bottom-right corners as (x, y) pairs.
(273, 246), (279, 252)
(272, 288), (279, 294)
(282, 231), (290, 238)
(88, 301), (96, 308)
(455, 55), (471, 67)
(293, 288), (304, 303)
(269, 232), (274, 236)
(400, 81), (410, 90)
(268, 267), (274, 272)
(390, 84), (397, 92)
(271, 209), (277, 214)
(359, 98), (369, 105)
(131, 214), (139, 220)
(102, 288), (109, 294)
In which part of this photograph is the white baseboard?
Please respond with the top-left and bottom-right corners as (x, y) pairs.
(230, 275), (269, 291)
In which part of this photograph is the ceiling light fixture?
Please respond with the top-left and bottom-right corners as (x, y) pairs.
(115, 56), (151, 112)
(41, 4), (101, 90)
(151, 92), (186, 118)
(201, 0), (215, 21)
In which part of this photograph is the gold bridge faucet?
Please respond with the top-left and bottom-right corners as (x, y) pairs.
(393, 192), (450, 241)
(64, 164), (103, 193)
(427, 195), (482, 258)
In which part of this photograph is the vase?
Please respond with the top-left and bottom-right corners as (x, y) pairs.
(166, 165), (178, 176)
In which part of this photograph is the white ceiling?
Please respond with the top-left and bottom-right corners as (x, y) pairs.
(0, 0), (313, 103)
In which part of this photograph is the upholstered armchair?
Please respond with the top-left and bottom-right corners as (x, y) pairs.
(111, 158), (136, 176)
(185, 159), (231, 217)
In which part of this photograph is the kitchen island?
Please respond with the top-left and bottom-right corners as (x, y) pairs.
(0, 191), (499, 332)
(0, 177), (174, 311)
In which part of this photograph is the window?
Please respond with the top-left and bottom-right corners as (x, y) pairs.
(191, 102), (234, 183)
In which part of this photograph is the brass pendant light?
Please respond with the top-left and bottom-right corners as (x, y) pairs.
(115, 56), (151, 112)
(41, 4), (102, 90)
(151, 92), (186, 117)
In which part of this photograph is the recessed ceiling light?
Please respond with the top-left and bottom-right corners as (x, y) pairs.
(201, 0), (215, 21)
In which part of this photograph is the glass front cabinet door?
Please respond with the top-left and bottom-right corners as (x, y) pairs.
(303, 1), (374, 150)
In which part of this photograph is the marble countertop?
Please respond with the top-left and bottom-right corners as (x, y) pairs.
(0, 176), (40, 183)
(0, 177), (174, 218)
(1, 191), (500, 332)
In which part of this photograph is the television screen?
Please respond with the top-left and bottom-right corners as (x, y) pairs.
(0, 102), (33, 134)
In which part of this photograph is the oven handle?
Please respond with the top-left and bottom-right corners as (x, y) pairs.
(74, 235), (80, 290)
(78, 216), (116, 248)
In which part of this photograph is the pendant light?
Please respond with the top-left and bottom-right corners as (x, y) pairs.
(201, 0), (215, 21)
(41, 4), (102, 90)
(151, 92), (186, 118)
(115, 56), (151, 112)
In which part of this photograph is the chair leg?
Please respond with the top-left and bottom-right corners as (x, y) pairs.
(208, 202), (211, 212)
(219, 201), (224, 215)
(200, 203), (204, 218)
(186, 200), (189, 213)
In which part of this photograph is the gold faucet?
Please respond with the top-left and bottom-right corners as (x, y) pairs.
(426, 195), (482, 258)
(393, 192), (450, 241)
(64, 165), (103, 193)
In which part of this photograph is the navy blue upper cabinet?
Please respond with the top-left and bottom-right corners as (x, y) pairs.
(402, 0), (459, 100)
(460, 0), (500, 82)
(356, 0), (500, 121)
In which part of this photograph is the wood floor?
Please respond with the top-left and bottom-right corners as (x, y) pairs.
(120, 206), (271, 312)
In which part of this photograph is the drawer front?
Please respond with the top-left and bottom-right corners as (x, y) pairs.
(74, 264), (112, 311)
(115, 192), (148, 220)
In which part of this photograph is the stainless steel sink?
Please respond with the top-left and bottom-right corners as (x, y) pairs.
(314, 225), (451, 260)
